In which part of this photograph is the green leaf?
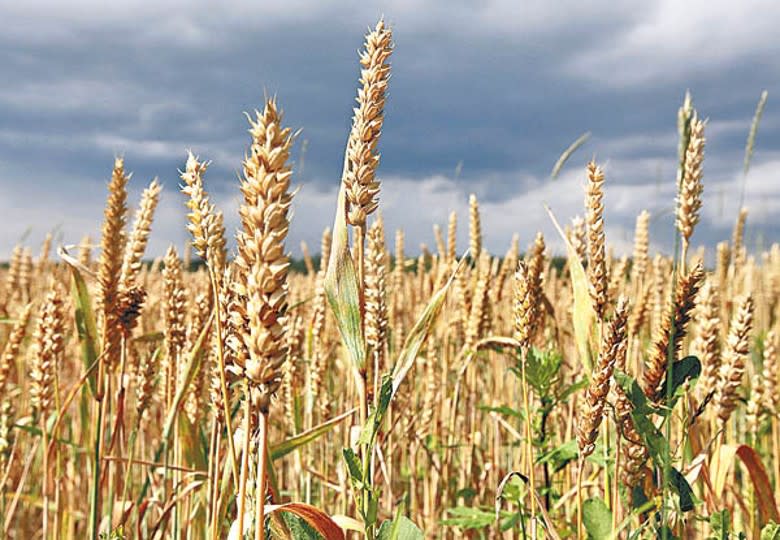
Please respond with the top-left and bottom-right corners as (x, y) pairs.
(281, 512), (321, 540)
(551, 131), (591, 180)
(99, 525), (126, 539)
(761, 522), (780, 540)
(495, 473), (525, 505)
(614, 371), (656, 417)
(582, 498), (612, 540)
(342, 447), (363, 485)
(454, 487), (478, 502)
(735, 445), (780, 524)
(136, 313), (213, 504)
(160, 315), (211, 438)
(656, 526), (681, 540)
(558, 378), (588, 402)
(584, 443), (610, 468)
(513, 347), (561, 397)
(132, 331), (164, 343)
(359, 375), (393, 446)
(614, 371), (669, 467)
(323, 182), (366, 371)
(177, 414), (208, 473)
(536, 439), (578, 472)
(441, 507), (495, 530)
(390, 257), (466, 398)
(67, 259), (99, 398)
(708, 509), (730, 540)
(265, 503), (345, 540)
(270, 408), (355, 461)
(662, 355), (701, 410)
(377, 516), (423, 540)
(630, 485), (650, 511)
(670, 467), (695, 512)
(13, 423), (84, 451)
(545, 205), (598, 373)
(477, 404), (524, 420)
(367, 497), (379, 529)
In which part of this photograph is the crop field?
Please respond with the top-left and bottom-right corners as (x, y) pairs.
(0, 18), (779, 540)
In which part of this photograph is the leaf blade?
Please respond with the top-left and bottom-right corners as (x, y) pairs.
(323, 182), (366, 372)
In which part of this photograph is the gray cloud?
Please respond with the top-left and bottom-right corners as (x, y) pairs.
(0, 0), (778, 259)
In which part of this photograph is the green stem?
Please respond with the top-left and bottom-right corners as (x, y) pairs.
(255, 412), (269, 540)
(119, 425), (139, 524)
(89, 397), (104, 540)
(209, 269), (240, 489)
(237, 390), (251, 539)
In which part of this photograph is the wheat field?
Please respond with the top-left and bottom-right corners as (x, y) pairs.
(0, 18), (778, 540)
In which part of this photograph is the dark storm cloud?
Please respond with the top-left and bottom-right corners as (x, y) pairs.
(0, 0), (778, 257)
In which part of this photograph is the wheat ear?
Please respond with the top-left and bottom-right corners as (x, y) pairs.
(643, 262), (704, 403)
(343, 19), (393, 228)
(585, 161), (607, 319)
(578, 297), (629, 457)
(714, 295), (754, 427)
(97, 157), (130, 375)
(120, 178), (161, 290)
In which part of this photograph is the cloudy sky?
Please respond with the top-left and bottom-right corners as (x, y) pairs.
(1, 1), (779, 260)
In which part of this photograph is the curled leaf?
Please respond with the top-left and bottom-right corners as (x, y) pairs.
(324, 181), (366, 372)
(545, 205), (598, 373)
(266, 502), (346, 540)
